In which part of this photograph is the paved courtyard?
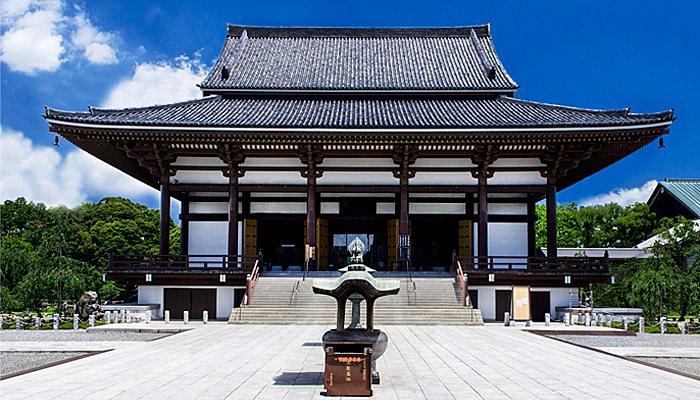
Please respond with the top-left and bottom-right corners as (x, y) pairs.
(2, 324), (700, 399)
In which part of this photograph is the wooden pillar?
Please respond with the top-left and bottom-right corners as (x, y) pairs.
(159, 182), (170, 256)
(306, 167), (317, 271)
(180, 199), (189, 255)
(527, 200), (536, 257)
(546, 177), (557, 259)
(228, 178), (239, 255)
(478, 175), (488, 260)
(399, 179), (409, 236)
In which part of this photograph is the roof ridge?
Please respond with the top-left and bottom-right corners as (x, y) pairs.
(664, 178), (700, 183)
(500, 97), (674, 120)
(226, 24), (492, 38)
(87, 96), (221, 115)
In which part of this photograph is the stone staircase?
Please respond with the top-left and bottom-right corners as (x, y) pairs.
(229, 275), (483, 325)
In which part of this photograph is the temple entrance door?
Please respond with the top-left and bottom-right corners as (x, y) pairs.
(243, 219), (257, 256)
(306, 219), (329, 269)
(260, 219), (303, 270)
(411, 218), (455, 271)
(328, 219), (387, 271)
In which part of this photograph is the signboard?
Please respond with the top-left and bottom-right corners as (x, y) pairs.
(512, 286), (531, 321)
(324, 346), (372, 397)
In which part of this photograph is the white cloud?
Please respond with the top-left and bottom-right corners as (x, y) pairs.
(70, 7), (117, 65)
(0, 0), (65, 74)
(0, 126), (157, 207)
(578, 180), (658, 207)
(102, 56), (207, 108)
(0, 0), (118, 75)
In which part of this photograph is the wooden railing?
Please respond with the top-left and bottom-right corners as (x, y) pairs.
(108, 254), (261, 271)
(453, 253), (609, 272)
(452, 251), (468, 307)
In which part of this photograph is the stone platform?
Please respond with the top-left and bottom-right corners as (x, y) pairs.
(1, 323), (699, 399)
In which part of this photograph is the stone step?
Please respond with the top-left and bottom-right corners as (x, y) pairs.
(230, 276), (483, 325)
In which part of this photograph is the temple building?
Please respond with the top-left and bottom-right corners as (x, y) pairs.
(45, 25), (674, 321)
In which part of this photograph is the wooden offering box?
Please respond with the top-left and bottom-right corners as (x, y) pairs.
(324, 343), (372, 397)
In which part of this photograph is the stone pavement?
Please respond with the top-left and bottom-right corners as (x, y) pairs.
(2, 323), (700, 399)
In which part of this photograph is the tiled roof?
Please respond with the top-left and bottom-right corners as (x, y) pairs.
(199, 25), (518, 92)
(656, 179), (700, 217)
(45, 96), (673, 130)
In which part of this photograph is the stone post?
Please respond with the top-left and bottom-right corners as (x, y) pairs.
(564, 312), (570, 326)
(203, 310), (208, 324)
(183, 311), (189, 324)
(16, 316), (21, 330)
(623, 318), (628, 331)
(105, 311), (111, 324)
(146, 310), (152, 324)
(89, 315), (95, 327)
(504, 312), (510, 326)
(639, 317), (645, 334)
(164, 310), (170, 324)
(585, 313), (591, 326)
(545, 313), (551, 326)
(125, 310), (130, 324)
(660, 317), (667, 334)
(73, 314), (79, 330)
(35, 317), (41, 330)
(679, 321), (687, 335)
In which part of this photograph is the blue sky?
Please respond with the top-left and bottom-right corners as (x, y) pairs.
(2, 0), (699, 214)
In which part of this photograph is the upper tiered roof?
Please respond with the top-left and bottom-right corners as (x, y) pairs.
(199, 25), (518, 93)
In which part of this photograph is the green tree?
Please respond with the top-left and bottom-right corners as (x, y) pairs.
(634, 217), (700, 320)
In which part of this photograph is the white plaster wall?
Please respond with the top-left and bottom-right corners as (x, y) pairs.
(250, 202), (306, 214)
(472, 286), (573, 320)
(473, 222), (528, 261)
(471, 286), (516, 321)
(137, 286), (244, 319)
(409, 193), (465, 198)
(242, 157), (304, 167)
(138, 286), (164, 317)
(409, 203), (465, 214)
(322, 158), (396, 167)
(410, 172), (477, 185)
(190, 202), (229, 213)
(251, 192), (306, 197)
(321, 202), (340, 214)
(188, 221), (228, 257)
(376, 202), (396, 214)
(317, 171), (397, 185)
(239, 171), (307, 185)
(321, 193), (395, 198)
(412, 158), (475, 168)
(172, 157), (225, 167)
(488, 203), (527, 215)
(490, 158), (543, 167)
(547, 288), (578, 316)
(217, 288), (236, 319)
(489, 171), (546, 185)
(172, 170), (227, 184)
(488, 223), (528, 265)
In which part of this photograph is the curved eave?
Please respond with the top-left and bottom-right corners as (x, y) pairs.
(45, 118), (673, 134)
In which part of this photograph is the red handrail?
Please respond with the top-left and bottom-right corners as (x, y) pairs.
(453, 251), (468, 307)
(245, 254), (263, 305)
